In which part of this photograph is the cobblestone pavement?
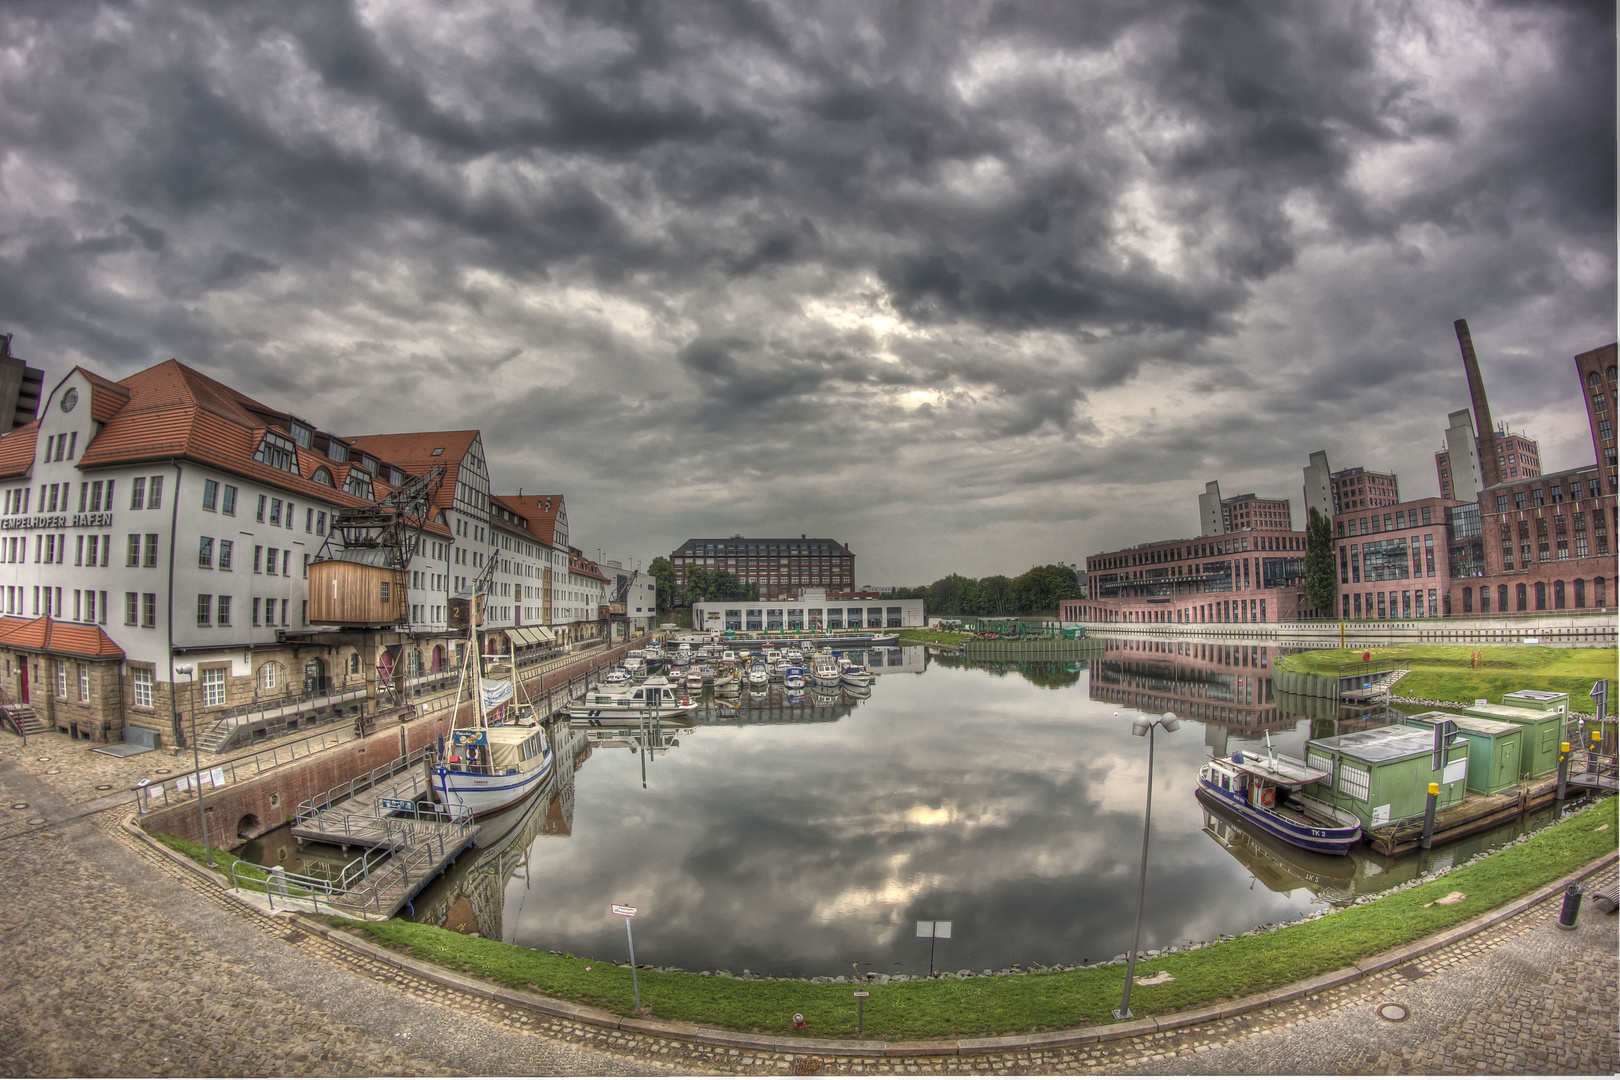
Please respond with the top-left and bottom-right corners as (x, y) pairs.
(0, 752), (673, 1077)
(0, 726), (1615, 1077)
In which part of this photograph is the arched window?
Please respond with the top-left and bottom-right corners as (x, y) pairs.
(1596, 577), (1607, 608)
(1574, 579), (1586, 608)
(1534, 581), (1547, 610)
(311, 466), (334, 486)
(1553, 580), (1566, 609)
(1591, 371), (1604, 387)
(348, 651), (361, 675)
(1516, 583), (1527, 611)
(258, 661), (285, 691)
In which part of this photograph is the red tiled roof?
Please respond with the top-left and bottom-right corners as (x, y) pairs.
(79, 368), (132, 423)
(569, 549), (608, 583)
(54, 360), (447, 538)
(498, 494), (565, 545)
(0, 616), (125, 659)
(347, 431), (479, 518)
(0, 419), (39, 480)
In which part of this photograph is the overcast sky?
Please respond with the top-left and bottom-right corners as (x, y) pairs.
(1, 1), (1613, 584)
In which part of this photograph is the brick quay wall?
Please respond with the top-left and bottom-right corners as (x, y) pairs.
(139, 639), (639, 848)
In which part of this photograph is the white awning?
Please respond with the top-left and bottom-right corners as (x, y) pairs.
(531, 626), (556, 643)
(508, 627), (543, 646)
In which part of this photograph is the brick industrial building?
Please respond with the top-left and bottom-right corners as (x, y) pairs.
(670, 536), (855, 600)
(1068, 323), (1616, 627)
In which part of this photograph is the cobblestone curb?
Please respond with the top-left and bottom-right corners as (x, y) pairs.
(130, 808), (1608, 1063)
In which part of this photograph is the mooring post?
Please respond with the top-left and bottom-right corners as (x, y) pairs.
(1419, 782), (1439, 850)
(1557, 742), (1570, 800)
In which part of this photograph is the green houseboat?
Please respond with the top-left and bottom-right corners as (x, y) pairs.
(1301, 725), (1469, 830)
(1460, 702), (1565, 779)
(1404, 711), (1524, 797)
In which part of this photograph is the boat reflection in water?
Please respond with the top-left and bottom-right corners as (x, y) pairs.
(407, 722), (588, 939)
(1196, 788), (1355, 903)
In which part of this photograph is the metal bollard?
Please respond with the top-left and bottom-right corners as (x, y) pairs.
(1556, 742), (1570, 799)
(1557, 884), (1583, 930)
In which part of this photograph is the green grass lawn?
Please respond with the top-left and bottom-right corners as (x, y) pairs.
(1278, 645), (1616, 712)
(304, 797), (1616, 1041)
(896, 628), (974, 646)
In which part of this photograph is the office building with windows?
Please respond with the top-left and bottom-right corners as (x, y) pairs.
(691, 587), (923, 632)
(1197, 481), (1293, 536)
(670, 536), (855, 600)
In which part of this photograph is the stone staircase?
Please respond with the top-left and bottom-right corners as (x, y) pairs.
(1, 704), (44, 738)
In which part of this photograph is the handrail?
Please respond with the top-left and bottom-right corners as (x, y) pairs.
(295, 747), (432, 821)
(135, 729), (350, 814)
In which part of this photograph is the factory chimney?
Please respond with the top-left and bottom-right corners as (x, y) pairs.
(1454, 319), (1501, 489)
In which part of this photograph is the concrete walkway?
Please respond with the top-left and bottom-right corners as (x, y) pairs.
(0, 725), (1614, 1076)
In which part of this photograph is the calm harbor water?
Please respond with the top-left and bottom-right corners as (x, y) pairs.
(347, 637), (1573, 978)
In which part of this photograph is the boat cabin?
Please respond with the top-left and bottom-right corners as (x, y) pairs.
(446, 725), (548, 775)
(1404, 711), (1523, 796)
(1460, 702), (1565, 779)
(1301, 725), (1468, 829)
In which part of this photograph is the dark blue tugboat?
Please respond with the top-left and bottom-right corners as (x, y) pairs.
(1197, 746), (1362, 855)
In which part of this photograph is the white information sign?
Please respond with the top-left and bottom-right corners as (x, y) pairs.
(1442, 759), (1467, 785)
(611, 904), (637, 918)
(1371, 804), (1391, 826)
(210, 767), (225, 788)
(916, 920), (952, 939)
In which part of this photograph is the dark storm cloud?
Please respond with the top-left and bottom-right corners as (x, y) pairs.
(0, 0), (1610, 578)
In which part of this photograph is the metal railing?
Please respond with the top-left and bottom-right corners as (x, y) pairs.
(296, 747), (432, 821)
(135, 730), (350, 814)
(226, 803), (475, 917)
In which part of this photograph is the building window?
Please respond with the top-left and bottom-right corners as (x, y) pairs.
(125, 592), (138, 625)
(78, 664), (89, 702)
(132, 668), (153, 709)
(127, 534), (140, 567)
(144, 534), (158, 568)
(130, 476), (146, 509)
(55, 661), (66, 698)
(1534, 581), (1546, 610)
(148, 475), (162, 509)
(142, 593), (156, 628)
(202, 479), (218, 511)
(198, 536), (213, 569)
(252, 431), (299, 474)
(196, 594), (212, 626)
(219, 539), (232, 571)
(218, 595), (231, 625)
(202, 668), (226, 708)
(222, 484), (237, 515)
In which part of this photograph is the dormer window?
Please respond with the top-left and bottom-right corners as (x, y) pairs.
(361, 454), (378, 472)
(389, 467), (404, 485)
(289, 422), (312, 449)
(344, 468), (374, 500)
(327, 441), (348, 463)
(311, 466), (334, 486)
(253, 431), (299, 474)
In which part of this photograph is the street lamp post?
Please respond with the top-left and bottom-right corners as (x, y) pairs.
(1113, 711), (1180, 1021)
(175, 664), (214, 868)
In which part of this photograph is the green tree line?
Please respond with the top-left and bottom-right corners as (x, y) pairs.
(890, 564), (1081, 616)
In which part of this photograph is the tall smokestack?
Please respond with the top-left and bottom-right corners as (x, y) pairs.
(1455, 319), (1501, 489)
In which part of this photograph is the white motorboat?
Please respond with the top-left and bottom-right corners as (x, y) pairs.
(811, 658), (842, 689)
(747, 663), (771, 688)
(841, 665), (872, 688)
(603, 666), (632, 686)
(784, 667), (807, 691)
(685, 670), (705, 691)
(568, 675), (698, 721)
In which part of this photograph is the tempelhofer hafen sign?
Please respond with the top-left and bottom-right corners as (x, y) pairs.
(0, 512), (114, 531)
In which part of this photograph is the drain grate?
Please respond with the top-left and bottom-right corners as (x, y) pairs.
(1395, 964), (1426, 981)
(283, 930), (308, 944)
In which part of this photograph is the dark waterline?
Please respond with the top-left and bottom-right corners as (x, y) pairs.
(252, 639), (1577, 977)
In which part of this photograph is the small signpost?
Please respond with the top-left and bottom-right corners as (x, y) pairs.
(376, 798), (413, 812)
(853, 990), (870, 1034)
(1592, 680), (1609, 723)
(916, 919), (952, 976)
(611, 904), (641, 1014)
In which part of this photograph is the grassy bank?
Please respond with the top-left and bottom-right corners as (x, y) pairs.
(896, 628), (973, 646)
(1277, 645), (1616, 712)
(304, 797), (1615, 1041)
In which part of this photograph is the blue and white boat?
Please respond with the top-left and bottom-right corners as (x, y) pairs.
(783, 666), (806, 691)
(429, 648), (553, 819)
(840, 664), (872, 688)
(1197, 747), (1362, 855)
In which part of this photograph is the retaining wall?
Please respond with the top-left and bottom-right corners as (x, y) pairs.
(139, 641), (638, 848)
